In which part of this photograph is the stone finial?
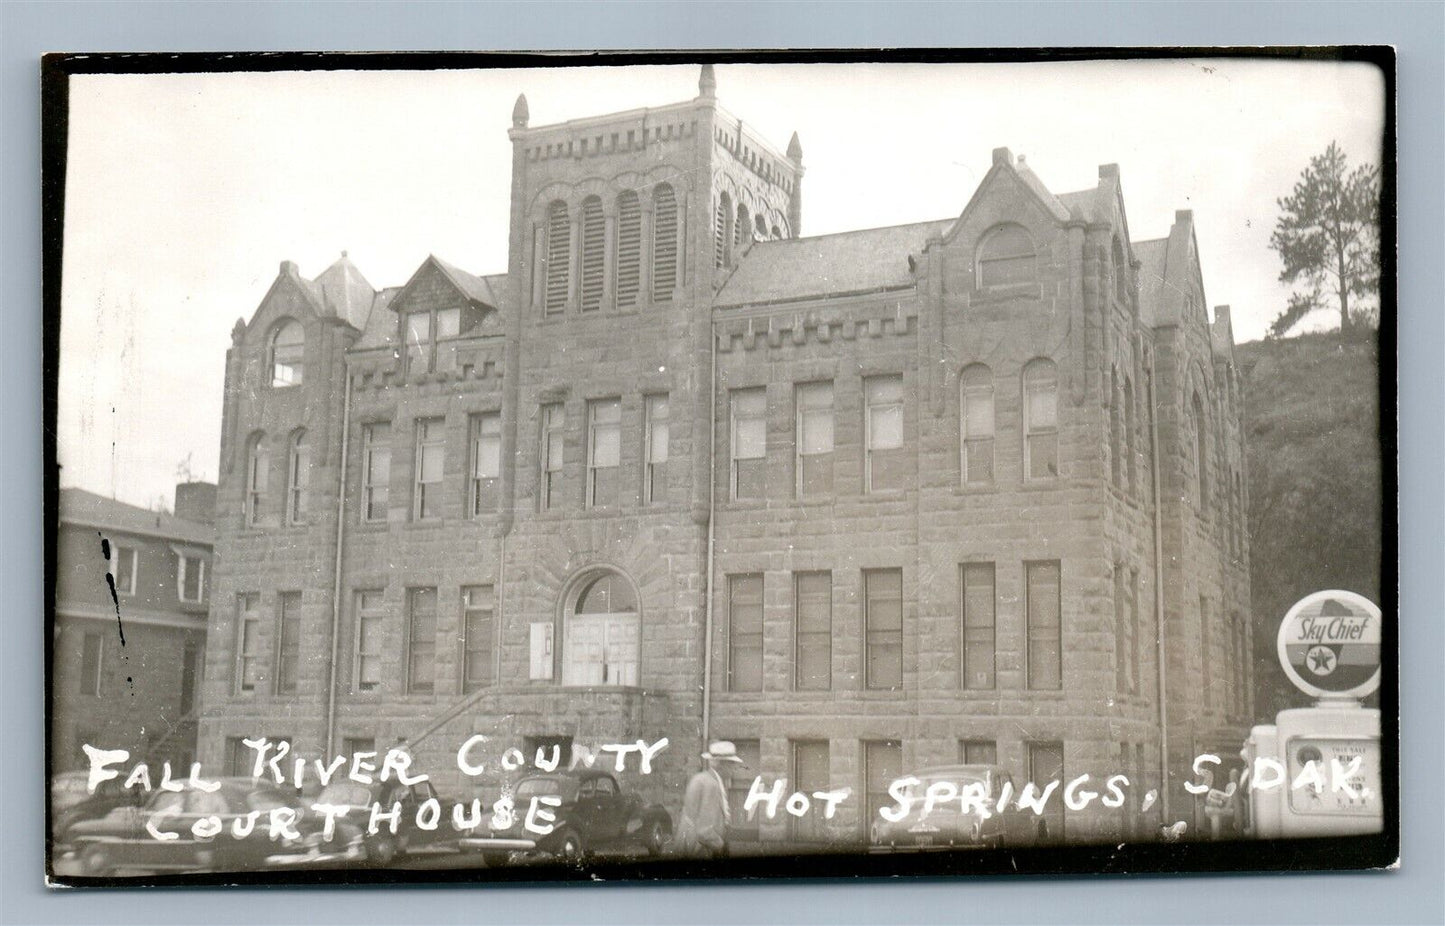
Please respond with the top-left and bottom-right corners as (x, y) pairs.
(1099, 163), (1119, 179)
(512, 93), (529, 128)
(1175, 209), (1194, 224)
(231, 317), (246, 344)
(787, 130), (803, 162)
(992, 146), (1013, 166)
(280, 260), (298, 275)
(699, 63), (716, 99)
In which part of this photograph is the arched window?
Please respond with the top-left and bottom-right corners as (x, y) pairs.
(1023, 359), (1059, 479)
(1191, 390), (1208, 511)
(1112, 237), (1129, 303)
(771, 224), (782, 240)
(562, 570), (640, 687)
(959, 364), (995, 485)
(1123, 375), (1137, 495)
(715, 191), (733, 268)
(270, 320), (304, 387)
(755, 213), (768, 240)
(579, 196), (605, 312)
(544, 200), (570, 314)
(1110, 368), (1123, 489)
(246, 434), (268, 527)
(651, 183), (678, 302)
(286, 430), (308, 526)
(977, 224), (1036, 288)
(614, 191), (642, 309)
(736, 203), (751, 248)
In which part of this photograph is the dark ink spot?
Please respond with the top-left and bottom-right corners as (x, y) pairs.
(100, 532), (126, 646)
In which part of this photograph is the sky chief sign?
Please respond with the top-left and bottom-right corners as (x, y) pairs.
(1276, 590), (1382, 700)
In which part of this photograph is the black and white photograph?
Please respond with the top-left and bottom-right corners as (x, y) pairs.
(43, 50), (1395, 885)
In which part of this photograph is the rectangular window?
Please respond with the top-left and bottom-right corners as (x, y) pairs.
(236, 593), (263, 694)
(247, 445), (268, 526)
(341, 736), (375, 760)
(275, 591), (302, 695)
(643, 394), (669, 505)
(795, 382), (834, 499)
(961, 563), (996, 689)
(413, 418), (445, 521)
(1200, 594), (1212, 706)
(960, 372), (995, 484)
(112, 544), (137, 596)
(725, 739), (762, 841)
(863, 740), (903, 840)
(179, 641), (201, 715)
(407, 588), (438, 694)
(1025, 365), (1059, 479)
(1026, 561), (1062, 690)
(177, 554), (205, 603)
(727, 574), (763, 692)
(959, 739), (998, 766)
(864, 568), (903, 691)
(539, 403), (564, 511)
(586, 398), (621, 508)
(354, 589), (385, 692)
(790, 740), (830, 843)
(435, 307), (461, 340)
(730, 387), (766, 500)
(1115, 566), (1137, 696)
(287, 435), (309, 525)
(79, 632), (103, 696)
(405, 311), (431, 373)
(226, 737), (253, 777)
(793, 571), (832, 691)
(864, 375), (905, 494)
(469, 412), (501, 516)
(1027, 741), (1066, 841)
(361, 423), (391, 522)
(461, 585), (495, 693)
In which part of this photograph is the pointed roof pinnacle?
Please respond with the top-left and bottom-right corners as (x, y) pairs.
(699, 63), (716, 99)
(787, 130), (803, 161)
(512, 93), (529, 128)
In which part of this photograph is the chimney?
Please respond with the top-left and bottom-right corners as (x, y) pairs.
(174, 481), (217, 525)
(280, 260), (298, 276)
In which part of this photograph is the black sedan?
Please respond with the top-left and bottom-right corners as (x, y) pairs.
(459, 769), (671, 865)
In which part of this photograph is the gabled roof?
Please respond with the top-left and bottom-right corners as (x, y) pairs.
(1133, 210), (1204, 329)
(714, 219), (952, 308)
(59, 488), (215, 547)
(430, 255), (505, 310)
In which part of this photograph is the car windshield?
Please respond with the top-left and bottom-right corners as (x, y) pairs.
(317, 782), (374, 807)
(515, 777), (576, 802)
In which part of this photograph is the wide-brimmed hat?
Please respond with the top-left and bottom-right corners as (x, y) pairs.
(701, 740), (746, 764)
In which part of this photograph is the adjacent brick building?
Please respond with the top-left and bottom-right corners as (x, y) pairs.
(198, 67), (1251, 845)
(53, 484), (215, 772)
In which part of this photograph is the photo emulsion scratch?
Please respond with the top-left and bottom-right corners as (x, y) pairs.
(45, 52), (1394, 884)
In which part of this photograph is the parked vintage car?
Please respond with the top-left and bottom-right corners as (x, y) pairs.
(282, 777), (469, 866)
(70, 778), (312, 876)
(50, 772), (148, 851)
(458, 769), (671, 865)
(868, 764), (1037, 851)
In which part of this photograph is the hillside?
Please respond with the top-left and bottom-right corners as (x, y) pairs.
(1237, 330), (1385, 716)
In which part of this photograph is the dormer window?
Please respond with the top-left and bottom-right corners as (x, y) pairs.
(404, 307), (462, 374)
(977, 224), (1036, 288)
(270, 320), (304, 387)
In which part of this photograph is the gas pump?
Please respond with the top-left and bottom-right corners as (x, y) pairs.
(1241, 590), (1383, 838)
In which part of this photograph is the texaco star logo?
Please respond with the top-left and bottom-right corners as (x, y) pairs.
(1306, 645), (1337, 676)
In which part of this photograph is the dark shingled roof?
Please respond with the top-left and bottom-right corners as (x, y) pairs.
(59, 488), (215, 546)
(715, 219), (952, 308)
(431, 255), (505, 310)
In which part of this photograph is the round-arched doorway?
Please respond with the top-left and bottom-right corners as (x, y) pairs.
(561, 569), (640, 687)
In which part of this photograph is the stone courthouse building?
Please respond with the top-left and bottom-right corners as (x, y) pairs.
(199, 66), (1252, 845)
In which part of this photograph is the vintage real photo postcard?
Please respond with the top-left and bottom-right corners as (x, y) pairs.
(43, 50), (1397, 885)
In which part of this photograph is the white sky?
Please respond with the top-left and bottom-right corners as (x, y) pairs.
(58, 60), (1385, 510)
